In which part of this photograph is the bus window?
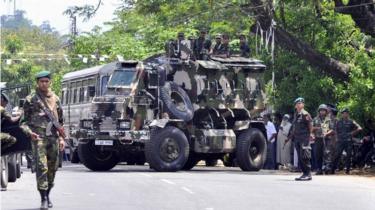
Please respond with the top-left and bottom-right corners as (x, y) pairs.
(79, 87), (84, 103)
(73, 89), (77, 104)
(61, 90), (65, 105)
(101, 76), (109, 95)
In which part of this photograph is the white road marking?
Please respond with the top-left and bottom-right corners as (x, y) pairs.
(181, 186), (194, 194)
(161, 179), (176, 185)
(140, 173), (152, 178)
(205, 208), (214, 210)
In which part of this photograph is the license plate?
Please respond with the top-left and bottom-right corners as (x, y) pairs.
(95, 140), (113, 146)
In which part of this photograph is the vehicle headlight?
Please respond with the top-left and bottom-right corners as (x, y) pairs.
(118, 120), (131, 130)
(81, 120), (93, 129)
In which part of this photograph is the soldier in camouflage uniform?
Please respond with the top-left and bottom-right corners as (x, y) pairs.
(21, 71), (65, 210)
(1, 93), (17, 152)
(287, 97), (313, 181)
(312, 104), (334, 175)
(331, 108), (362, 174)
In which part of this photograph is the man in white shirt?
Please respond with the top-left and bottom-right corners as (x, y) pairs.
(263, 114), (277, 169)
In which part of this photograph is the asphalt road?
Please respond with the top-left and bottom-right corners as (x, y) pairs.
(1, 163), (375, 210)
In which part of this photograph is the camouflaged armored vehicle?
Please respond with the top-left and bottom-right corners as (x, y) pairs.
(62, 52), (268, 172)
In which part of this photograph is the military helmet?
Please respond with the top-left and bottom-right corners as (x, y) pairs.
(318, 104), (328, 111)
(35, 70), (51, 80)
(341, 107), (350, 113)
(294, 97), (304, 105)
(215, 34), (222, 39)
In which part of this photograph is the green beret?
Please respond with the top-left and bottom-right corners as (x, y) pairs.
(341, 107), (349, 113)
(294, 97), (304, 105)
(35, 70), (51, 80)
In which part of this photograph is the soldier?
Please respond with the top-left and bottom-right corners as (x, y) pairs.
(287, 97), (313, 181)
(21, 70), (65, 210)
(193, 29), (212, 60)
(239, 34), (250, 57)
(215, 34), (231, 58)
(211, 34), (222, 55)
(312, 104), (334, 175)
(1, 93), (17, 152)
(331, 108), (362, 174)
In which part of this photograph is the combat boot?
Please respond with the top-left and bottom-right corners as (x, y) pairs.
(47, 186), (53, 208)
(295, 174), (312, 181)
(39, 190), (49, 210)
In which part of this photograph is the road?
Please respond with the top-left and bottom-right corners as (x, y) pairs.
(1, 163), (375, 210)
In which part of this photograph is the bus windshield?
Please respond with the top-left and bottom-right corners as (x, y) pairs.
(108, 70), (136, 87)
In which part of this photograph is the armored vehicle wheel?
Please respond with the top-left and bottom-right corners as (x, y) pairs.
(160, 82), (194, 122)
(182, 154), (199, 170)
(1, 156), (9, 189)
(8, 155), (17, 182)
(236, 128), (267, 171)
(205, 159), (218, 167)
(78, 141), (119, 171)
(146, 126), (189, 172)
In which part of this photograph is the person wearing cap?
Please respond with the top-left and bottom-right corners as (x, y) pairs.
(331, 108), (362, 174)
(193, 29), (212, 60)
(211, 34), (222, 55)
(239, 34), (250, 57)
(287, 97), (313, 181)
(276, 114), (292, 168)
(312, 104), (334, 175)
(21, 70), (65, 209)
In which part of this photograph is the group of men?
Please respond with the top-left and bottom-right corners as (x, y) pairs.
(287, 97), (362, 181)
(167, 29), (251, 60)
(1, 71), (64, 210)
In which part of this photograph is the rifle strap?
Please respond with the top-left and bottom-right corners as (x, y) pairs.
(35, 93), (58, 124)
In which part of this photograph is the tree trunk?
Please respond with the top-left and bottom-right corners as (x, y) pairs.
(244, 0), (350, 81)
(334, 0), (375, 37)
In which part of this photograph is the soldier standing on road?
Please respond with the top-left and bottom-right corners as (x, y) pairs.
(287, 97), (313, 181)
(331, 108), (362, 174)
(21, 71), (65, 210)
(312, 104), (334, 175)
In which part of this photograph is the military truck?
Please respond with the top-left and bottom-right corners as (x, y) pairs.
(62, 52), (268, 172)
(1, 83), (32, 189)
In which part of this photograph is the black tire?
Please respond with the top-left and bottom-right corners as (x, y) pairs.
(236, 128), (267, 171)
(78, 141), (120, 171)
(160, 82), (194, 122)
(8, 155), (17, 182)
(145, 126), (189, 172)
(1, 156), (9, 189)
(70, 148), (80, 164)
(182, 154), (199, 170)
(16, 162), (21, 179)
(205, 159), (218, 167)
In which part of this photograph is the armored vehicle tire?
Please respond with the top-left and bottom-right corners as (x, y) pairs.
(236, 128), (267, 171)
(146, 126), (189, 172)
(160, 82), (194, 122)
(1, 156), (9, 189)
(16, 154), (21, 178)
(78, 141), (120, 171)
(182, 154), (199, 170)
(205, 159), (218, 167)
(8, 155), (17, 182)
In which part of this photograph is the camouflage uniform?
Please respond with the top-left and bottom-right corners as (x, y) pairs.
(332, 118), (361, 173)
(291, 109), (313, 177)
(21, 89), (63, 190)
(312, 115), (334, 173)
(1, 106), (17, 151)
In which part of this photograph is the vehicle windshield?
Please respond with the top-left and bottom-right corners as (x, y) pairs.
(108, 69), (136, 87)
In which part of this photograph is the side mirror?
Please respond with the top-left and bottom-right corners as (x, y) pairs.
(88, 86), (95, 97)
(19, 99), (25, 108)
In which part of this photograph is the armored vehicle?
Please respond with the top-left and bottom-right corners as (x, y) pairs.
(62, 53), (268, 172)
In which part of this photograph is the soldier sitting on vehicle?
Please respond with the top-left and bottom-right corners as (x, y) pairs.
(210, 34), (222, 55)
(239, 34), (251, 58)
(193, 29), (212, 60)
(213, 34), (231, 58)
